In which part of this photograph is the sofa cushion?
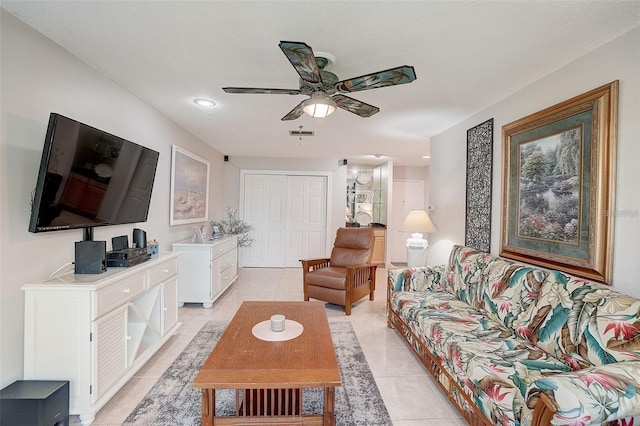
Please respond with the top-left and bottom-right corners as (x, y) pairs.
(390, 289), (460, 338)
(444, 245), (548, 338)
(529, 272), (640, 368)
(388, 265), (445, 292)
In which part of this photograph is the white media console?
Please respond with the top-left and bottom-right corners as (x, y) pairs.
(22, 252), (181, 425)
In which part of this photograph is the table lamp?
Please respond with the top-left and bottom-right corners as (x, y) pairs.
(400, 209), (436, 267)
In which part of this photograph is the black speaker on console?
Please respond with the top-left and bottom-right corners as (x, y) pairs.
(75, 241), (106, 274)
(133, 228), (147, 249)
(111, 235), (128, 251)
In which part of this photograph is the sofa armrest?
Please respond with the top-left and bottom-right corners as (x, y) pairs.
(388, 264), (445, 293)
(526, 361), (640, 425)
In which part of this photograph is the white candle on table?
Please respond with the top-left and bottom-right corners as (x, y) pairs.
(270, 314), (285, 332)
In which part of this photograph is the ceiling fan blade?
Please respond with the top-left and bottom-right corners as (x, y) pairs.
(279, 41), (322, 84)
(332, 94), (380, 118)
(223, 87), (301, 95)
(335, 65), (417, 93)
(281, 100), (306, 121)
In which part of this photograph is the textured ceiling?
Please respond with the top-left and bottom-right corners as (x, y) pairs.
(3, 1), (639, 166)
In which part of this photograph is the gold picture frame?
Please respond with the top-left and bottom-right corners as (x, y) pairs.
(500, 81), (618, 284)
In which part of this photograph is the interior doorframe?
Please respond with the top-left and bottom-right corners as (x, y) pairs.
(239, 169), (334, 263)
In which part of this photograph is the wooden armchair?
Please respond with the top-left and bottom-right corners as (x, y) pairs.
(300, 227), (377, 315)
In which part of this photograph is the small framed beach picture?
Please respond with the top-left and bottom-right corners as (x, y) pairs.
(170, 145), (210, 225)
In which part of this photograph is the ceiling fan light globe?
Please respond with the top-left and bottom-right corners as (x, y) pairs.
(302, 92), (337, 118)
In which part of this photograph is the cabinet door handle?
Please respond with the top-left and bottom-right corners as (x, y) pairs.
(163, 269), (169, 273)
(123, 288), (130, 294)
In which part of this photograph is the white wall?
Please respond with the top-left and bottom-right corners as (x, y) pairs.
(429, 26), (640, 297)
(0, 11), (226, 387)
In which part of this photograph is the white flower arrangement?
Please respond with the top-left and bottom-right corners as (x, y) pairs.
(210, 206), (254, 248)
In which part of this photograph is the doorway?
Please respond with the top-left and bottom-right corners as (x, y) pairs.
(390, 179), (424, 264)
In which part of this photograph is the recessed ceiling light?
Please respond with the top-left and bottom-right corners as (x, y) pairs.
(193, 98), (216, 108)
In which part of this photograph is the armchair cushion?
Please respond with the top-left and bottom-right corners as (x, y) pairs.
(304, 266), (348, 290)
(329, 227), (374, 267)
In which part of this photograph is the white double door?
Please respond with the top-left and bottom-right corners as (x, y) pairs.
(242, 174), (327, 267)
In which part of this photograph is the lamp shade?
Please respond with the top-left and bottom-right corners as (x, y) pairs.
(400, 209), (436, 233)
(302, 92), (337, 118)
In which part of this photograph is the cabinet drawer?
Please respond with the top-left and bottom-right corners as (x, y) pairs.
(219, 263), (237, 289)
(96, 274), (145, 318)
(148, 258), (178, 284)
(218, 249), (237, 271)
(211, 238), (237, 258)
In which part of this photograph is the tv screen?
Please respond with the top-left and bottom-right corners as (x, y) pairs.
(29, 113), (159, 234)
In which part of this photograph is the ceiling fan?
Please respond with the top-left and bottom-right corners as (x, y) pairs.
(222, 41), (417, 121)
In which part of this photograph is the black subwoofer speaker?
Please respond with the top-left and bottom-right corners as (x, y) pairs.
(0, 380), (69, 426)
(75, 240), (106, 274)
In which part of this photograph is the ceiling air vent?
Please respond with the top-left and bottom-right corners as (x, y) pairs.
(289, 126), (314, 143)
(289, 129), (314, 137)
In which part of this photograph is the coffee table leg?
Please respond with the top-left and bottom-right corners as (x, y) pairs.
(324, 386), (336, 426)
(201, 388), (215, 426)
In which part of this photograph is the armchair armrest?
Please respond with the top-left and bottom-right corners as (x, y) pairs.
(388, 264), (445, 293)
(300, 258), (331, 272)
(344, 263), (377, 311)
(345, 263), (378, 289)
(526, 361), (640, 425)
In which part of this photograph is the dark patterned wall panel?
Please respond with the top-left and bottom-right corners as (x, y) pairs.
(465, 118), (494, 252)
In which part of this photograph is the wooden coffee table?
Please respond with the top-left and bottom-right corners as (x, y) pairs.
(193, 301), (341, 425)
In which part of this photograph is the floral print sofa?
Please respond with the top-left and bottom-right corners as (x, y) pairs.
(387, 245), (640, 426)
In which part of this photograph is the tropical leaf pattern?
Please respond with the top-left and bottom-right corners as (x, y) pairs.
(388, 245), (640, 425)
(523, 362), (640, 424)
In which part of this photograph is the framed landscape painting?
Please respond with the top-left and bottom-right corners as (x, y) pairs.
(500, 81), (618, 284)
(170, 145), (210, 225)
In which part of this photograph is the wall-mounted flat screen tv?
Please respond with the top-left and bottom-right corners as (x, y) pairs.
(29, 113), (159, 236)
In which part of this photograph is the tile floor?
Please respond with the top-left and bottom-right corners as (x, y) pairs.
(75, 266), (465, 425)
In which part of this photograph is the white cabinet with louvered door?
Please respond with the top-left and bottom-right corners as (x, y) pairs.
(22, 252), (181, 426)
(162, 277), (178, 334)
(92, 305), (127, 403)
